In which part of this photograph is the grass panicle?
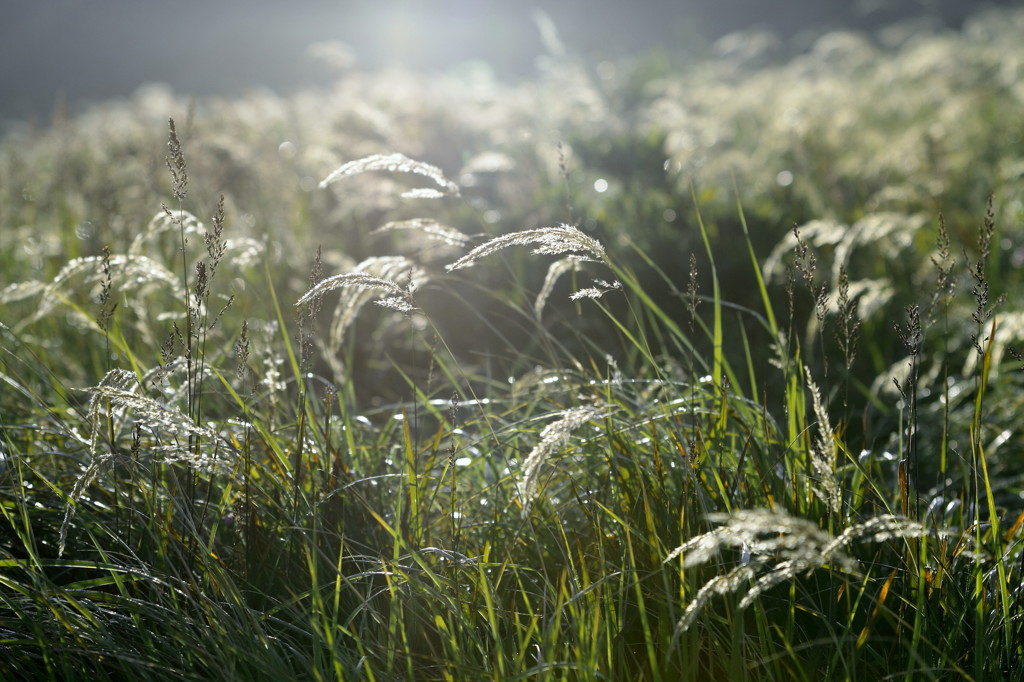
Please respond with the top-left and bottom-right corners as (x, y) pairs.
(319, 152), (460, 196)
(446, 224), (605, 272)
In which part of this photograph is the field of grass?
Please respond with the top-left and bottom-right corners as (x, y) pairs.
(2, 8), (1024, 680)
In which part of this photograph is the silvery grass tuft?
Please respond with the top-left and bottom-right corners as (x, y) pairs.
(535, 257), (580, 318)
(569, 279), (622, 301)
(296, 256), (425, 380)
(804, 365), (842, 514)
(372, 218), (471, 247)
(8, 254), (178, 330)
(399, 187), (448, 199)
(535, 262), (621, 318)
(446, 224), (605, 272)
(664, 509), (928, 634)
(58, 369), (229, 555)
(296, 271), (414, 310)
(128, 208), (264, 269)
(130, 209), (207, 254)
(519, 404), (604, 515)
(319, 152), (461, 197)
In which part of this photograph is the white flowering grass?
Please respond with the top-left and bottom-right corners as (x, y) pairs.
(665, 509), (928, 634)
(372, 219), (470, 247)
(446, 224), (605, 272)
(534, 257), (580, 318)
(130, 209), (207, 255)
(804, 366), (842, 514)
(296, 272), (410, 309)
(58, 369), (229, 555)
(519, 404), (604, 514)
(13, 254), (178, 330)
(295, 256), (425, 381)
(319, 152), (460, 196)
(569, 279), (622, 301)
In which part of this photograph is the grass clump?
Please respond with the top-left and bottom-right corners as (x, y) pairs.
(2, 9), (1024, 680)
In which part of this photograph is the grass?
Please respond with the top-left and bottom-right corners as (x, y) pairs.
(2, 8), (1024, 680)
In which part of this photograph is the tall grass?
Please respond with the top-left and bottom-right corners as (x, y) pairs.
(3, 10), (1024, 679)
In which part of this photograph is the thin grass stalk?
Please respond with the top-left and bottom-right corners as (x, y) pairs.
(626, 519), (663, 682)
(691, 187), (723, 392)
(972, 317), (1013, 668)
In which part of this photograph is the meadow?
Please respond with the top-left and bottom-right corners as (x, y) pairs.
(2, 7), (1024, 680)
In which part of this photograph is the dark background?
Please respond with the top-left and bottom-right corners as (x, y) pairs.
(0, 0), (1018, 123)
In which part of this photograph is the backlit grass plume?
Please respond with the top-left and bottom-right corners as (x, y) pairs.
(535, 257), (580, 318)
(372, 218), (470, 247)
(446, 224), (605, 272)
(319, 152), (460, 196)
(296, 256), (424, 380)
(58, 369), (228, 555)
(665, 509), (928, 634)
(805, 365), (842, 514)
(11, 253), (178, 330)
(296, 271), (412, 309)
(519, 404), (604, 514)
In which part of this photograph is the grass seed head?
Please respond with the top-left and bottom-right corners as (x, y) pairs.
(519, 404), (604, 515)
(446, 225), (605, 272)
(319, 152), (460, 196)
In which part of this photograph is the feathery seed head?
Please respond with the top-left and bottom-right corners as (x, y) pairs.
(165, 118), (188, 201)
(665, 509), (930, 634)
(446, 225), (605, 272)
(569, 280), (622, 301)
(372, 219), (470, 247)
(19, 254), (178, 330)
(535, 257), (579, 318)
(519, 404), (604, 515)
(400, 188), (447, 199)
(296, 272), (409, 308)
(804, 366), (842, 514)
(319, 152), (460, 196)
